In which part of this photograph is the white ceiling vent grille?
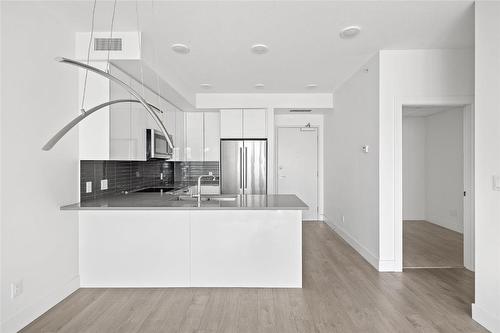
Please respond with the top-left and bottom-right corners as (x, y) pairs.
(94, 38), (123, 51)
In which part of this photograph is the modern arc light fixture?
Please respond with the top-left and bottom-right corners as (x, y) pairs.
(42, 58), (174, 151)
(42, 0), (175, 152)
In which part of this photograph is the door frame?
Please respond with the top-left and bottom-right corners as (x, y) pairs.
(275, 126), (320, 220)
(395, 96), (475, 271)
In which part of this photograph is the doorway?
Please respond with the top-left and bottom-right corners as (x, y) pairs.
(276, 127), (318, 220)
(402, 105), (473, 269)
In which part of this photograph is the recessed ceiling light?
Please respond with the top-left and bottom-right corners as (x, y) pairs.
(339, 26), (361, 39)
(171, 43), (190, 54)
(200, 83), (212, 89)
(306, 84), (318, 89)
(255, 83), (265, 89)
(251, 44), (269, 54)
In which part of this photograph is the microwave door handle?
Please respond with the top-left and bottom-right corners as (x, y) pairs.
(151, 131), (155, 158)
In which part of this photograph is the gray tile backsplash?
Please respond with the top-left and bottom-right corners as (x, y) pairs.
(80, 160), (219, 201)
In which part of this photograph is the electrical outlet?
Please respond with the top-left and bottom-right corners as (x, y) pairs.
(100, 179), (108, 190)
(86, 181), (92, 193)
(341, 215), (345, 223)
(10, 280), (23, 299)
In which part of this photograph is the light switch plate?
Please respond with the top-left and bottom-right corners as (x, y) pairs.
(493, 175), (500, 191)
(86, 181), (92, 193)
(101, 179), (108, 190)
(10, 280), (23, 299)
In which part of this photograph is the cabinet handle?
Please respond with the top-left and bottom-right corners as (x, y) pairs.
(244, 147), (248, 189)
(239, 147), (243, 190)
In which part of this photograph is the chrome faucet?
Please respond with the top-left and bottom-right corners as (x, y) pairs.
(193, 172), (216, 204)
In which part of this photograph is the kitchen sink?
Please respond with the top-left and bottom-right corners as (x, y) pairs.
(134, 187), (178, 193)
(174, 195), (236, 202)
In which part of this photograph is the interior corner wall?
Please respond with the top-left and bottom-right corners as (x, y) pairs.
(325, 54), (380, 269)
(425, 108), (464, 233)
(379, 49), (474, 271)
(402, 117), (426, 220)
(403, 109), (464, 233)
(1, 3), (80, 332)
(472, 2), (500, 332)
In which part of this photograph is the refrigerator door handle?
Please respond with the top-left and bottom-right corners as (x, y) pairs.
(239, 147), (243, 190)
(244, 147), (248, 189)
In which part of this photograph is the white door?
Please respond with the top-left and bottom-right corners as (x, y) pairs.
(277, 127), (318, 220)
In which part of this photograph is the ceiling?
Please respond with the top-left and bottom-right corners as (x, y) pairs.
(26, 1), (475, 102)
(403, 105), (464, 117)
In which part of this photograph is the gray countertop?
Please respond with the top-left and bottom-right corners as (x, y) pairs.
(60, 193), (308, 211)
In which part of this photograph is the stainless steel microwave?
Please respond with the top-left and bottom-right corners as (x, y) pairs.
(146, 129), (173, 160)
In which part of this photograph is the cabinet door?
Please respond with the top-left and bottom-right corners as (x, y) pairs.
(204, 112), (220, 161)
(109, 65), (135, 160)
(186, 112), (203, 161)
(220, 109), (243, 138)
(243, 109), (267, 138)
(174, 110), (185, 161)
(79, 61), (111, 160)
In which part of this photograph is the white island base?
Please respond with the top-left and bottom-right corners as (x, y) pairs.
(79, 210), (302, 288)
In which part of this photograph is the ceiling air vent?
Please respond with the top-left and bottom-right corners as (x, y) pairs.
(94, 38), (123, 51)
(289, 109), (312, 113)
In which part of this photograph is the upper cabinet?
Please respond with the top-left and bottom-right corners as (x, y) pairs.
(243, 109), (267, 138)
(220, 109), (243, 138)
(79, 63), (185, 161)
(185, 112), (204, 161)
(185, 111), (220, 161)
(203, 112), (221, 161)
(220, 109), (267, 138)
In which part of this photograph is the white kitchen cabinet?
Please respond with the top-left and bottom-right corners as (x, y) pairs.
(203, 112), (220, 161)
(243, 108), (267, 138)
(185, 112), (204, 161)
(79, 63), (184, 161)
(220, 109), (243, 138)
(174, 109), (185, 161)
(220, 108), (267, 138)
(78, 61), (111, 160)
(185, 112), (219, 161)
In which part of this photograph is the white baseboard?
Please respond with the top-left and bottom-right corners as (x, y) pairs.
(325, 221), (379, 270)
(1, 275), (80, 333)
(472, 303), (500, 333)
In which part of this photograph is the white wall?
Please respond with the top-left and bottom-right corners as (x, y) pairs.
(274, 113), (325, 219)
(425, 108), (464, 233)
(472, 2), (500, 332)
(402, 117), (426, 220)
(325, 54), (380, 269)
(1, 3), (80, 332)
(379, 49), (474, 271)
(403, 109), (464, 234)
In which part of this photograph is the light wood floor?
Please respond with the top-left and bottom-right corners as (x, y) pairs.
(404, 220), (464, 268)
(21, 222), (485, 333)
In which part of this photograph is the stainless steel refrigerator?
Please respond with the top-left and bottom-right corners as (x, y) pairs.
(220, 139), (267, 194)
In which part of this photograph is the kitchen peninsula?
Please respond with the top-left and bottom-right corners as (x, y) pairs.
(62, 192), (307, 288)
